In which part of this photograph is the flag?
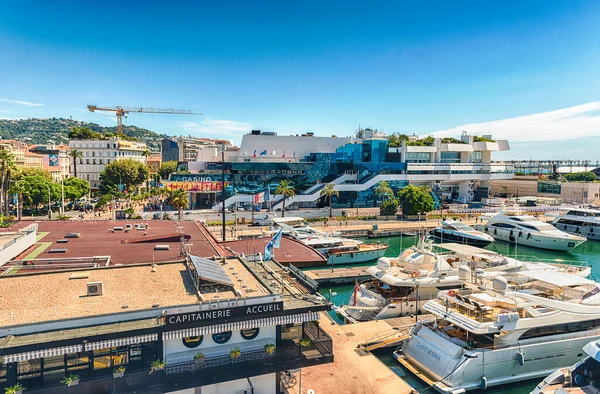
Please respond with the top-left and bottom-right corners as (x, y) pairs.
(353, 281), (360, 306)
(282, 151), (286, 158)
(260, 150), (267, 156)
(254, 192), (264, 204)
(253, 150), (257, 158)
(264, 229), (283, 260)
(272, 150), (276, 156)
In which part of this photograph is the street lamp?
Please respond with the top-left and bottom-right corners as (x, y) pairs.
(221, 148), (226, 242)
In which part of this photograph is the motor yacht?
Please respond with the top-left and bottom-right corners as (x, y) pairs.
(337, 240), (590, 323)
(396, 271), (600, 393)
(300, 236), (388, 265)
(531, 339), (600, 393)
(430, 220), (494, 248)
(476, 208), (586, 251)
(549, 207), (600, 241)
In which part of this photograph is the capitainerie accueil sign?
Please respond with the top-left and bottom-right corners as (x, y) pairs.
(166, 302), (284, 326)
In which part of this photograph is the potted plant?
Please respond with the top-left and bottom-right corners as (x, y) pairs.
(150, 359), (165, 374)
(4, 383), (25, 394)
(61, 374), (80, 386)
(300, 338), (311, 348)
(230, 346), (241, 361)
(113, 365), (126, 378)
(264, 343), (276, 356)
(193, 351), (205, 366)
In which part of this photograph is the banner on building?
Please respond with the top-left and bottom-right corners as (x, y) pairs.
(165, 181), (230, 192)
(49, 153), (59, 167)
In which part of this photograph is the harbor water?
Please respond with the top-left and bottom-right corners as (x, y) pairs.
(315, 235), (600, 394)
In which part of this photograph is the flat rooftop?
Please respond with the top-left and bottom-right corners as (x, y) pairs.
(0, 262), (198, 326)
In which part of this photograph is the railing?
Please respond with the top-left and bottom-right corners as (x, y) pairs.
(288, 263), (319, 293)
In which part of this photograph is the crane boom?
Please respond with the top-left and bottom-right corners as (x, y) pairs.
(87, 105), (201, 136)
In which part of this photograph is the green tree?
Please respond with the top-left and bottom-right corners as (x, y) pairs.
(19, 175), (60, 211)
(100, 159), (149, 194)
(275, 180), (296, 218)
(69, 149), (83, 178)
(319, 183), (339, 218)
(380, 198), (399, 216)
(0, 150), (14, 214)
(68, 126), (103, 140)
(374, 181), (393, 203)
(159, 161), (178, 180)
(170, 188), (189, 220)
(387, 133), (409, 147)
(397, 185), (435, 216)
(95, 194), (114, 208)
(564, 171), (597, 182)
(9, 180), (29, 219)
(64, 177), (90, 201)
(16, 167), (53, 181)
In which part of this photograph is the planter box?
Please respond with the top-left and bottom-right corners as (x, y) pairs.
(113, 372), (125, 378)
(70, 379), (80, 386)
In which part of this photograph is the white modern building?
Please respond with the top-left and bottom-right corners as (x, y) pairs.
(69, 138), (148, 189)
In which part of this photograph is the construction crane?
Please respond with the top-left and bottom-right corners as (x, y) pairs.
(87, 105), (201, 136)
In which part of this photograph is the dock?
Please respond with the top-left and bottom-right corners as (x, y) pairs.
(286, 312), (417, 394)
(303, 267), (372, 285)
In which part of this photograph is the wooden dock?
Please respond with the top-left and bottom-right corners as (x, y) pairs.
(286, 312), (417, 394)
(303, 267), (372, 285)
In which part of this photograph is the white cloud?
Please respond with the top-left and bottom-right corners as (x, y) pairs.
(430, 101), (600, 142)
(178, 118), (251, 137)
(0, 98), (43, 107)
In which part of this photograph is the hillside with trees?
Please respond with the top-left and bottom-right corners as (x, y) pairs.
(0, 118), (167, 150)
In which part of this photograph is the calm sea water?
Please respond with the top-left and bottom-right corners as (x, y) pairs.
(314, 235), (600, 394)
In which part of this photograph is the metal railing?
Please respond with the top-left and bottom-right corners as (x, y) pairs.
(288, 263), (319, 292)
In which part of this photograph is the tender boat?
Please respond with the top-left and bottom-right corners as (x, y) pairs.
(549, 207), (600, 241)
(301, 236), (388, 265)
(396, 271), (600, 393)
(476, 208), (586, 251)
(430, 220), (494, 247)
(531, 339), (600, 393)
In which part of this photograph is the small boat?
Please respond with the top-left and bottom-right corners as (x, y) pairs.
(430, 220), (494, 247)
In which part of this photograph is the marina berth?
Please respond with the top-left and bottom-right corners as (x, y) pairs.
(396, 271), (600, 393)
(476, 207), (586, 251)
(0, 255), (333, 393)
(337, 239), (590, 323)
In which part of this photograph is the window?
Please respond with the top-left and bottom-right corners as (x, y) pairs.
(520, 319), (600, 340)
(440, 152), (461, 163)
(182, 336), (204, 348)
(240, 328), (260, 340)
(472, 151), (483, 163)
(405, 152), (431, 163)
(491, 223), (516, 229)
(212, 331), (232, 344)
(538, 182), (561, 195)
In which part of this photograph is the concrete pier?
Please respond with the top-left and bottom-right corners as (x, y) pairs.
(303, 267), (372, 285)
(286, 312), (417, 394)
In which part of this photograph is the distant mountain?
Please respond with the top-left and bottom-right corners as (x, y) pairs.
(0, 118), (168, 150)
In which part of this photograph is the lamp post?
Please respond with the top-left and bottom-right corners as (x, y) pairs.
(221, 148), (226, 242)
(47, 185), (52, 220)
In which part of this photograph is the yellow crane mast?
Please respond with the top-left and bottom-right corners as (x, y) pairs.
(87, 105), (201, 136)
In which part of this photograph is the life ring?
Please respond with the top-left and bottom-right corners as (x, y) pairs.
(448, 290), (456, 297)
(411, 271), (419, 278)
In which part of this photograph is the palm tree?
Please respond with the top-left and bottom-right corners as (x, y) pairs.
(374, 181), (393, 204)
(0, 150), (14, 216)
(4, 162), (17, 217)
(275, 180), (295, 218)
(170, 188), (189, 220)
(9, 180), (28, 220)
(69, 149), (83, 178)
(319, 183), (339, 218)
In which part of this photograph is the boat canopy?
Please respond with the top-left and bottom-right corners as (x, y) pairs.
(519, 271), (594, 287)
(583, 340), (600, 362)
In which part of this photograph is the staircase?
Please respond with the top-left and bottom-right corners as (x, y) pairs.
(270, 173), (357, 211)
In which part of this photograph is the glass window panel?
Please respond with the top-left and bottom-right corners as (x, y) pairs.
(212, 331), (232, 344)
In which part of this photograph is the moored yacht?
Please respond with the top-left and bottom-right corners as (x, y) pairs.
(396, 271), (600, 393)
(531, 339), (600, 393)
(430, 220), (494, 248)
(476, 208), (586, 251)
(550, 207), (600, 241)
(301, 236), (388, 265)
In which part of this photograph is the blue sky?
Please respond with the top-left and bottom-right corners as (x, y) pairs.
(1, 0), (599, 159)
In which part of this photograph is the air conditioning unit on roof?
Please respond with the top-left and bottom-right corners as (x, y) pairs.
(87, 282), (104, 296)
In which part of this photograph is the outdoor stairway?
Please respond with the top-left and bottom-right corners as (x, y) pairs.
(357, 327), (411, 352)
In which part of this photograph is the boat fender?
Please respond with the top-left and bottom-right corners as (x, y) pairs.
(517, 351), (525, 366)
(527, 233), (531, 239)
(485, 227), (488, 233)
(411, 271), (419, 278)
(480, 376), (488, 390)
(563, 225), (567, 230)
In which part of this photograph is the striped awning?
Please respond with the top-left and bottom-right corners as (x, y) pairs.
(3, 344), (83, 363)
(163, 311), (320, 340)
(85, 333), (158, 351)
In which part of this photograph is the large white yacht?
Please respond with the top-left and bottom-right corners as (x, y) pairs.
(336, 240), (590, 323)
(430, 220), (494, 248)
(476, 208), (586, 251)
(396, 271), (600, 393)
(531, 339), (600, 394)
(550, 207), (600, 241)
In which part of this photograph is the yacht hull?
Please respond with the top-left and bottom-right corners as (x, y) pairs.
(477, 226), (584, 251)
(552, 222), (600, 241)
(326, 246), (387, 265)
(399, 324), (600, 393)
(430, 229), (493, 248)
